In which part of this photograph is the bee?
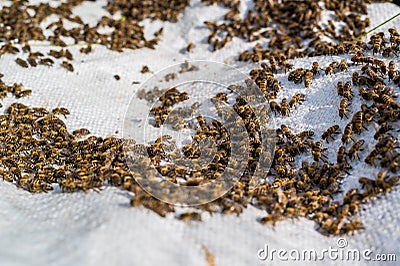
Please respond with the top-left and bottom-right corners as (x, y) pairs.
(177, 212), (202, 221)
(342, 123), (353, 144)
(73, 128), (90, 138)
(289, 93), (305, 108)
(80, 44), (92, 54)
(61, 61), (74, 72)
(325, 61), (338, 75)
(212, 92), (228, 103)
(282, 61), (294, 73)
(339, 98), (349, 119)
(381, 94), (398, 109)
(49, 49), (63, 58)
(388, 61), (396, 81)
(52, 107), (70, 118)
(338, 59), (348, 72)
(342, 81), (353, 100)
(212, 39), (219, 51)
(337, 81), (344, 96)
(29, 51), (44, 57)
(322, 125), (340, 143)
(114, 74), (120, 80)
(65, 49), (73, 60)
(304, 71), (313, 87)
(342, 219), (364, 235)
(186, 42), (195, 52)
(280, 98), (290, 116)
(297, 130), (314, 139)
(311, 61), (320, 75)
(39, 58), (54, 66)
(258, 79), (267, 93)
(309, 140), (327, 161)
(288, 68), (306, 84)
(363, 67), (382, 83)
(394, 72), (400, 86)
(337, 146), (347, 164)
(22, 44), (31, 53)
(16, 58), (29, 68)
(269, 57), (277, 74)
(260, 214), (284, 226)
(374, 123), (394, 140)
(141, 65), (151, 74)
(352, 111), (364, 134)
(15, 90), (32, 98)
(348, 140), (364, 160)
(27, 56), (37, 67)
(270, 101), (281, 115)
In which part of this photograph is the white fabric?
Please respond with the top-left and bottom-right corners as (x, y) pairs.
(0, 1), (399, 265)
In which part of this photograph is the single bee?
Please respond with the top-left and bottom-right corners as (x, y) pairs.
(260, 214), (284, 226)
(269, 101), (281, 115)
(177, 212), (202, 221)
(394, 72), (400, 86)
(348, 140), (364, 160)
(352, 111), (364, 134)
(325, 61), (338, 75)
(342, 81), (353, 100)
(279, 124), (292, 138)
(337, 81), (344, 96)
(80, 44), (92, 54)
(39, 58), (54, 66)
(65, 49), (73, 60)
(388, 61), (396, 81)
(339, 98), (349, 119)
(309, 140), (327, 161)
(304, 71), (313, 87)
(73, 128), (90, 138)
(61, 61), (74, 72)
(342, 123), (353, 144)
(27, 56), (37, 67)
(342, 219), (364, 235)
(322, 125), (340, 143)
(297, 130), (314, 139)
(114, 74), (120, 80)
(16, 58), (29, 68)
(141, 65), (151, 74)
(337, 146), (347, 164)
(288, 68), (306, 84)
(374, 123), (394, 140)
(282, 61), (294, 73)
(52, 107), (70, 118)
(311, 61), (320, 75)
(49, 49), (63, 58)
(338, 59), (348, 72)
(289, 93), (305, 108)
(186, 42), (195, 52)
(281, 98), (290, 116)
(15, 90), (32, 98)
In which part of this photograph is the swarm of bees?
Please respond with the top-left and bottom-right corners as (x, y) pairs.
(1, 0), (400, 237)
(1, 0), (190, 69)
(202, 0), (377, 62)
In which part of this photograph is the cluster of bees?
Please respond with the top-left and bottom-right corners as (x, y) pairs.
(15, 48), (74, 72)
(1, 0), (400, 235)
(133, 28), (400, 233)
(250, 29), (399, 234)
(202, 0), (379, 61)
(0, 0), (191, 70)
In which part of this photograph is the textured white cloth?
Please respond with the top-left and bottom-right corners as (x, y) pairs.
(0, 1), (400, 265)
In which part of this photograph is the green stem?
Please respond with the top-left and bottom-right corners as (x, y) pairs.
(357, 11), (400, 39)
